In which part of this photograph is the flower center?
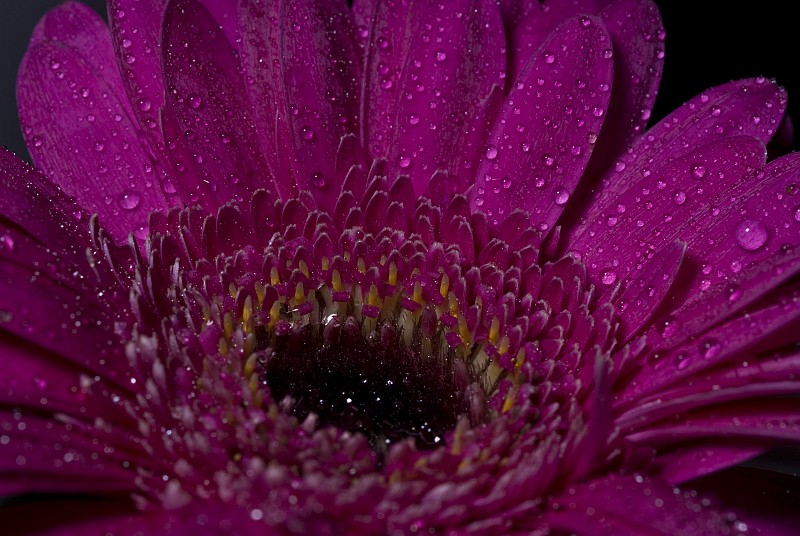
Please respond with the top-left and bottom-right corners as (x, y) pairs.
(260, 311), (476, 450)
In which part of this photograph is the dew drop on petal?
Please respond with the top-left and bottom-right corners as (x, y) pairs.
(398, 155), (411, 168)
(735, 219), (768, 251)
(701, 338), (721, 360)
(188, 95), (203, 109)
(601, 270), (617, 285)
(300, 126), (315, 140)
(117, 190), (141, 211)
(553, 188), (569, 205)
(672, 191), (686, 205)
(485, 146), (498, 160)
(690, 163), (707, 179)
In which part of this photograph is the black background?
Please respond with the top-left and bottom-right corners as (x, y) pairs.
(1, 2), (799, 158)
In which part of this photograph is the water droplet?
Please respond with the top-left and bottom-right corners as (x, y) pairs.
(544, 53), (555, 64)
(701, 338), (721, 360)
(163, 181), (177, 194)
(398, 155), (411, 168)
(735, 219), (768, 251)
(553, 188), (569, 205)
(485, 146), (498, 160)
(300, 126), (315, 140)
(117, 190), (141, 211)
(435, 51), (447, 62)
(138, 98), (152, 112)
(542, 154), (555, 167)
(601, 270), (617, 285)
(188, 95), (203, 109)
(312, 172), (328, 189)
(727, 284), (743, 302)
(794, 207), (800, 222)
(672, 191), (686, 205)
(409, 114), (419, 125)
(690, 163), (707, 179)
(0, 234), (14, 251)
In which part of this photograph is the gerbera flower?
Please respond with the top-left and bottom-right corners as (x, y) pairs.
(2, 0), (800, 533)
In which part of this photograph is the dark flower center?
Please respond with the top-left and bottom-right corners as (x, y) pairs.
(260, 313), (478, 451)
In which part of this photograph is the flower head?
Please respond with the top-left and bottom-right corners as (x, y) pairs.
(3, 0), (800, 534)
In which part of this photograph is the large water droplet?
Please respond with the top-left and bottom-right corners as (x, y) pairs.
(701, 338), (721, 360)
(553, 188), (569, 205)
(485, 146), (498, 160)
(601, 270), (617, 285)
(117, 190), (141, 211)
(735, 219), (768, 251)
(690, 163), (707, 179)
(398, 155), (411, 168)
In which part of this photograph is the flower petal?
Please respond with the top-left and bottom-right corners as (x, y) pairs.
(108, 0), (167, 150)
(17, 41), (169, 242)
(505, 0), (611, 86)
(237, 0), (362, 211)
(567, 77), (787, 238)
(542, 473), (749, 535)
(565, 136), (766, 290)
(0, 149), (91, 262)
(691, 466), (800, 536)
(470, 15), (614, 232)
(655, 443), (766, 485)
(586, 0), (664, 175)
(365, 0), (505, 194)
(162, 0), (272, 209)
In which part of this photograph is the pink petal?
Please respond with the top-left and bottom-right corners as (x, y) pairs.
(162, 0), (272, 209)
(655, 443), (766, 485)
(469, 15), (614, 232)
(505, 0), (611, 86)
(237, 0), (362, 211)
(108, 0), (167, 150)
(0, 149), (91, 263)
(586, 0), (664, 175)
(17, 41), (169, 242)
(615, 240), (686, 341)
(653, 247), (800, 353)
(679, 152), (800, 296)
(542, 473), (749, 535)
(566, 136), (765, 288)
(366, 0), (505, 194)
(691, 466), (800, 536)
(566, 77), (786, 240)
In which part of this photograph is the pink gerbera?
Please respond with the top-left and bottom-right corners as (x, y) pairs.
(2, 0), (800, 534)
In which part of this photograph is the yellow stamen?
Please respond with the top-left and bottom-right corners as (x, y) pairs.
(254, 281), (266, 307)
(413, 281), (423, 304)
(270, 266), (280, 286)
(439, 273), (450, 299)
(332, 269), (343, 292)
(268, 301), (281, 330)
(294, 282), (305, 304)
(298, 260), (310, 278)
(242, 295), (253, 327)
(321, 256), (330, 271)
(223, 312), (234, 338)
(357, 257), (366, 274)
(388, 261), (398, 286)
(489, 316), (500, 344)
(367, 284), (381, 307)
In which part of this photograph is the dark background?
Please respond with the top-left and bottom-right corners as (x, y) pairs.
(1, 1), (799, 158)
